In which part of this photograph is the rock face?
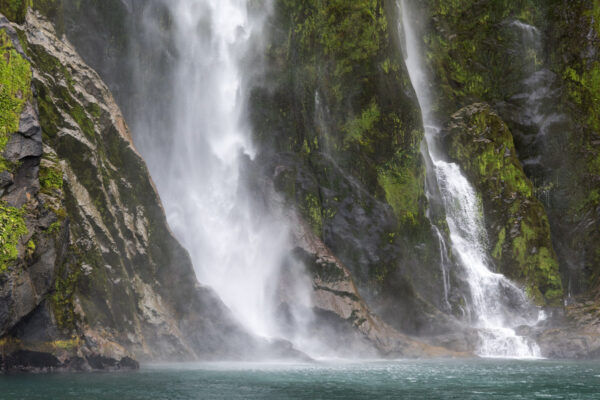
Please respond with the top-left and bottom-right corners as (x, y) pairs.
(544, 0), (600, 297)
(246, 0), (464, 338)
(280, 208), (462, 358)
(535, 301), (600, 359)
(415, 0), (600, 353)
(444, 103), (563, 306)
(1, 0), (598, 366)
(0, 9), (298, 373)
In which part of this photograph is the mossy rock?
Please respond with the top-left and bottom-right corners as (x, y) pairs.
(544, 0), (600, 295)
(445, 103), (563, 305)
(0, 27), (32, 172)
(422, 0), (544, 117)
(0, 0), (31, 23)
(0, 201), (28, 272)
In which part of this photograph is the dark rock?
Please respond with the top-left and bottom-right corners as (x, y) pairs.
(17, 103), (42, 138)
(0, 171), (13, 188)
(3, 351), (60, 373)
(3, 157), (41, 207)
(3, 134), (43, 161)
(535, 300), (600, 359)
(86, 355), (118, 370)
(117, 356), (139, 370)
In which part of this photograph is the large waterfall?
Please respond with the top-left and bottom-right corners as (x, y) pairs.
(399, 0), (542, 358)
(131, 0), (292, 339)
(126, 0), (544, 358)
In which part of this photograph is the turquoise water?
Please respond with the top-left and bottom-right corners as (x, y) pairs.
(1, 359), (599, 399)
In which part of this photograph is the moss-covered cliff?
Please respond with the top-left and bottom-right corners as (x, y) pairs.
(544, 0), (600, 296)
(416, 0), (600, 303)
(248, 0), (462, 335)
(3, 0), (598, 364)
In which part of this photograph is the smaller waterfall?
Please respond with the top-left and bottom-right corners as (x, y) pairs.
(399, 0), (542, 358)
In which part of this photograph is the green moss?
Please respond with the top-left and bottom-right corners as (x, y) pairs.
(0, 28), (32, 172)
(424, 0), (542, 114)
(0, 201), (28, 272)
(343, 101), (381, 149)
(68, 103), (95, 139)
(46, 220), (61, 234)
(288, 0), (387, 82)
(50, 261), (80, 331)
(563, 64), (600, 132)
(447, 104), (563, 304)
(39, 162), (63, 194)
(0, 0), (31, 23)
(377, 152), (423, 226)
(448, 106), (533, 199)
(302, 192), (323, 235)
(492, 227), (506, 259)
(26, 238), (35, 257)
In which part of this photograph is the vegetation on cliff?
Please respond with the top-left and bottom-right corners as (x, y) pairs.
(446, 104), (563, 305)
(0, 20), (31, 274)
(250, 0), (458, 335)
(546, 0), (600, 293)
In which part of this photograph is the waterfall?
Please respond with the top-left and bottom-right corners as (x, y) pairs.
(130, 0), (293, 339)
(399, 0), (542, 358)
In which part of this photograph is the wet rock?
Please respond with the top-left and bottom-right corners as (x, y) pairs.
(536, 300), (600, 359)
(0, 171), (13, 188)
(2, 350), (60, 373)
(444, 103), (563, 306)
(3, 133), (43, 161)
(282, 211), (467, 358)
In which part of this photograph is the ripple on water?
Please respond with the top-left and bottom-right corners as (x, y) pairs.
(0, 359), (599, 400)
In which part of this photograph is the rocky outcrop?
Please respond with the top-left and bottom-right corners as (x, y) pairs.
(444, 103), (563, 306)
(419, 0), (600, 301)
(0, 13), (54, 341)
(283, 212), (463, 358)
(0, 9), (300, 373)
(534, 301), (600, 359)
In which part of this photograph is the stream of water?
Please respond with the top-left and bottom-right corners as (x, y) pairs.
(399, 0), (542, 358)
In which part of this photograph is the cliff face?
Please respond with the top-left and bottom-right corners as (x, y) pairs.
(0, 7), (297, 373)
(249, 0), (464, 338)
(1, 0), (599, 366)
(420, 0), (600, 302)
(414, 0), (600, 356)
(53, 0), (466, 351)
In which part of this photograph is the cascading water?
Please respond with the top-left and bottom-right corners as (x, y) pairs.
(399, 0), (542, 358)
(131, 0), (294, 339)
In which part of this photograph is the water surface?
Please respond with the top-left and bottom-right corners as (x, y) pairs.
(1, 359), (599, 399)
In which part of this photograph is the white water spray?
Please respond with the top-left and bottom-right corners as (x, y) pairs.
(131, 0), (293, 339)
(399, 0), (542, 358)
